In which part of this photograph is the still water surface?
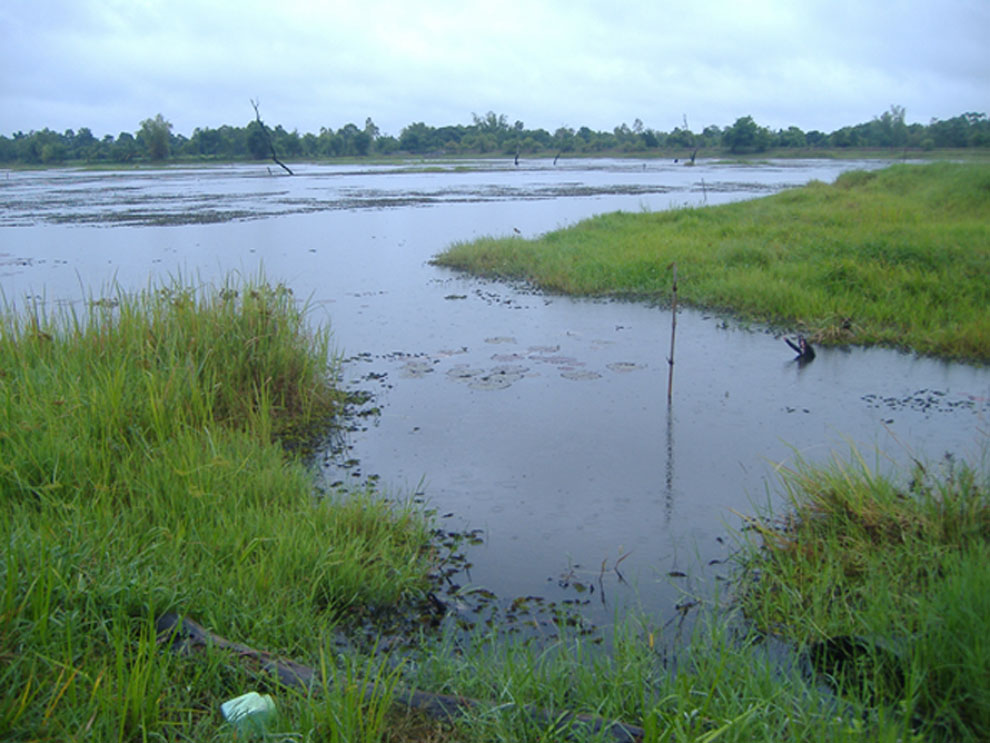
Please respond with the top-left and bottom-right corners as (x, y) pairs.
(2, 158), (987, 631)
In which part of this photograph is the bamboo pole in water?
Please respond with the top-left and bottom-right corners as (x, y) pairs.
(667, 262), (677, 402)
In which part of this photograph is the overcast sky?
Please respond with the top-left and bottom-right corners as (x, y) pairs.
(2, 0), (987, 139)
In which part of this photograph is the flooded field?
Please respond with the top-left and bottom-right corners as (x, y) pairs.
(2, 157), (987, 633)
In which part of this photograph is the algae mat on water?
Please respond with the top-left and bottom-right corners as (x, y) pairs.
(434, 162), (990, 361)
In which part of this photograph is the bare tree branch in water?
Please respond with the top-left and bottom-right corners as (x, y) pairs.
(250, 98), (294, 175)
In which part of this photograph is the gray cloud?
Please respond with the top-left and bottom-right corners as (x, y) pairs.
(1, 0), (987, 138)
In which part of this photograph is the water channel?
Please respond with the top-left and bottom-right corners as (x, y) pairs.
(2, 158), (987, 634)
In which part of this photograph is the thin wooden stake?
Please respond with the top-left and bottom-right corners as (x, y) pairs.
(667, 262), (677, 402)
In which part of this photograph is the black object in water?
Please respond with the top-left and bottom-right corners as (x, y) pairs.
(806, 635), (906, 702)
(785, 335), (816, 361)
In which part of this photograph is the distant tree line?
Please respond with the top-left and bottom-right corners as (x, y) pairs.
(1, 106), (987, 165)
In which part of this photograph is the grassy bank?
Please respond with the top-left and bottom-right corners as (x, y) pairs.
(434, 162), (990, 361)
(736, 451), (990, 740)
(0, 276), (434, 739)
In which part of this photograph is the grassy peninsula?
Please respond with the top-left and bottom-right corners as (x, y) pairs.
(435, 162), (990, 361)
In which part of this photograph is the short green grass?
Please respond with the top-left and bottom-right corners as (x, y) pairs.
(434, 162), (990, 361)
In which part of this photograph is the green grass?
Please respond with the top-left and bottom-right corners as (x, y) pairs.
(736, 450), (990, 740)
(434, 162), (990, 361)
(3, 271), (984, 742)
(0, 275), (434, 740)
(400, 610), (929, 742)
(390, 447), (988, 743)
(3, 273), (986, 740)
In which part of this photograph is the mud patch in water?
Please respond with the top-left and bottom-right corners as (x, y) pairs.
(862, 388), (982, 418)
(561, 370), (602, 381)
(466, 364), (530, 390)
(400, 359), (437, 378)
(607, 361), (648, 373)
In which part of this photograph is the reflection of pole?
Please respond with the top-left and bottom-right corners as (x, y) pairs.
(664, 402), (674, 524)
(667, 262), (677, 402)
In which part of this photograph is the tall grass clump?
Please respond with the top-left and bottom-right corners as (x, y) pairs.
(434, 162), (990, 361)
(736, 450), (990, 741)
(296, 645), (406, 743)
(0, 275), (433, 740)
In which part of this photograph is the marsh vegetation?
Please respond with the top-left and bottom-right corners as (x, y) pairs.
(0, 276), (435, 738)
(424, 161), (990, 740)
(436, 162), (990, 361)
(2, 161), (988, 741)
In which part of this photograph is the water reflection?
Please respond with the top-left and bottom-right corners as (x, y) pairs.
(665, 402), (675, 525)
(1, 159), (987, 634)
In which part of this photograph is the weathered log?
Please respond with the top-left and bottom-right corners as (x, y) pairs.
(155, 612), (645, 742)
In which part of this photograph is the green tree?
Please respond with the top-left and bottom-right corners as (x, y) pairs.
(190, 126), (223, 157)
(0, 134), (16, 163)
(41, 140), (66, 164)
(69, 127), (96, 159)
(775, 126), (806, 148)
(472, 111), (508, 134)
(138, 114), (172, 161)
(613, 122), (638, 151)
(399, 122), (435, 153)
(364, 117), (380, 141)
(722, 116), (770, 153)
(667, 126), (695, 149)
(245, 120), (269, 159)
(876, 105), (907, 147)
(375, 135), (400, 155)
(435, 125), (464, 153)
(553, 126), (576, 152)
(699, 125), (723, 148)
(112, 132), (139, 162)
